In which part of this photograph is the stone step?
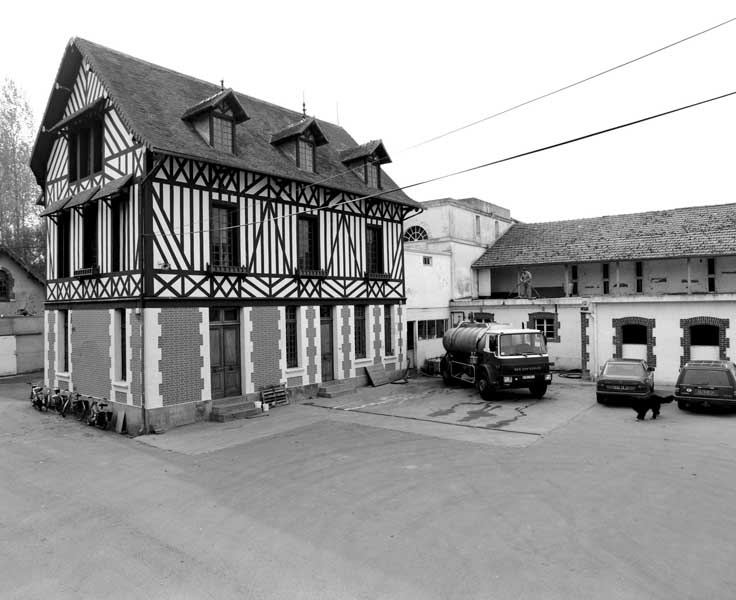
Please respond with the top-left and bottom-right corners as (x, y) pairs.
(317, 383), (359, 398)
(212, 397), (255, 410)
(211, 406), (267, 422)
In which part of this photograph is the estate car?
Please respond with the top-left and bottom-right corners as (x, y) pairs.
(596, 358), (654, 404)
(675, 360), (736, 411)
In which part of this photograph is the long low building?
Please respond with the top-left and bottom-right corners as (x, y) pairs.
(452, 202), (736, 384)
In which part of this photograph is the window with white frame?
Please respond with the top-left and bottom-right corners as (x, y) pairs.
(286, 306), (299, 368)
(354, 305), (367, 359)
(59, 310), (69, 372)
(114, 308), (127, 381)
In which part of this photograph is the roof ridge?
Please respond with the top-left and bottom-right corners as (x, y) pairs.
(73, 37), (346, 132)
(521, 201), (736, 226)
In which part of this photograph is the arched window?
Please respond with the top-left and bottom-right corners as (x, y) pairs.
(621, 324), (647, 345)
(403, 225), (428, 242)
(0, 270), (10, 301)
(690, 324), (719, 346)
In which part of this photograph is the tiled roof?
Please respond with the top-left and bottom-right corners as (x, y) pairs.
(0, 247), (45, 285)
(181, 88), (248, 122)
(270, 117), (327, 146)
(473, 202), (736, 268)
(339, 140), (390, 164)
(31, 38), (419, 210)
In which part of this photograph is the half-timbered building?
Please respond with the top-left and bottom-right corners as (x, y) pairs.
(31, 38), (420, 432)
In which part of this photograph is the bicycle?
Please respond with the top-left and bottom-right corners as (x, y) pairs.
(86, 397), (113, 430)
(28, 382), (48, 412)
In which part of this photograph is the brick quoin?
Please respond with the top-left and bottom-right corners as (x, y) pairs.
(373, 305), (382, 364)
(129, 313), (143, 407)
(70, 309), (112, 398)
(251, 306), (282, 391)
(158, 307), (204, 406)
(47, 310), (56, 385)
(305, 306), (317, 384)
(340, 306), (351, 378)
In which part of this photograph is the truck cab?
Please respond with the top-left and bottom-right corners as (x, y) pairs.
(440, 322), (552, 400)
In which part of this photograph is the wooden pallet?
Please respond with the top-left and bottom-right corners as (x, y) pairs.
(261, 385), (289, 407)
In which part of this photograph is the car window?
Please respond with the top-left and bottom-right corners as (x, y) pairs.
(603, 363), (646, 377)
(680, 369), (732, 387)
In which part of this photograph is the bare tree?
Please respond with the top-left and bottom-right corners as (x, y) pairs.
(0, 78), (44, 271)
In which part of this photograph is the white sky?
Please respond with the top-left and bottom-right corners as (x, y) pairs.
(2, 0), (735, 223)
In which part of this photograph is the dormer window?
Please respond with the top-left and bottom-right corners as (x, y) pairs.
(297, 139), (315, 172)
(211, 114), (234, 153)
(366, 161), (381, 188)
(270, 117), (327, 173)
(182, 88), (249, 155)
(339, 140), (391, 190)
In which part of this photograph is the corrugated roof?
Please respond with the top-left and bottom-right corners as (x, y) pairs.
(472, 202), (736, 268)
(31, 38), (419, 211)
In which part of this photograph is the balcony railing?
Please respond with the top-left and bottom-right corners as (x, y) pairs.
(73, 265), (99, 278)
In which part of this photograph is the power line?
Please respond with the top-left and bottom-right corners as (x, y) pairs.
(402, 15), (736, 151)
(270, 15), (736, 201)
(149, 88), (736, 237)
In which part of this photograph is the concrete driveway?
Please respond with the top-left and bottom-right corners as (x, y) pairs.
(4, 371), (736, 599)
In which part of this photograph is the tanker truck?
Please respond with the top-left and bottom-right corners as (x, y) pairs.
(440, 321), (552, 400)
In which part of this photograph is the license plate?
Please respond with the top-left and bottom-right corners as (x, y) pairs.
(522, 375), (535, 380)
(696, 388), (718, 396)
(610, 385), (633, 391)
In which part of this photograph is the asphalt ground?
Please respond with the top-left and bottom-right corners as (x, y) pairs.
(2, 372), (735, 599)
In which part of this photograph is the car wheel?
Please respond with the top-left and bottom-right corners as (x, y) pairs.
(476, 372), (494, 401)
(596, 394), (606, 404)
(530, 383), (547, 399)
(677, 400), (689, 411)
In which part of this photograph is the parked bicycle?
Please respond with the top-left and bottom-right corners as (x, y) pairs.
(86, 397), (114, 430)
(28, 382), (48, 412)
(71, 394), (90, 422)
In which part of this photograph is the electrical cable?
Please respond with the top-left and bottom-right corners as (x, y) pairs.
(147, 87), (736, 237)
(296, 14), (736, 193)
(402, 15), (736, 151)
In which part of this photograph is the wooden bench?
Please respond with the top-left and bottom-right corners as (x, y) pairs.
(261, 384), (289, 407)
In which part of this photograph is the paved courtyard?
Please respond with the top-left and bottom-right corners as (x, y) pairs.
(2, 372), (735, 599)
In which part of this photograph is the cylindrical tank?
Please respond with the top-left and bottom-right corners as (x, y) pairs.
(442, 325), (488, 355)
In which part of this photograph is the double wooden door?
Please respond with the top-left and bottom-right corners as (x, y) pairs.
(210, 308), (241, 399)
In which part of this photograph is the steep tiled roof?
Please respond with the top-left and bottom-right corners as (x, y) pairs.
(473, 202), (736, 268)
(270, 117), (327, 146)
(0, 247), (45, 285)
(31, 38), (419, 210)
(339, 140), (391, 164)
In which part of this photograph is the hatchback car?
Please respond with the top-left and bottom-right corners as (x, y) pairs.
(596, 359), (654, 404)
(674, 360), (736, 411)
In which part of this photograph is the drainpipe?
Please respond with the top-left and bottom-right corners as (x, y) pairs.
(137, 152), (165, 434)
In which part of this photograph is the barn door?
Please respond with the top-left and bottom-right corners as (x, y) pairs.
(210, 308), (241, 399)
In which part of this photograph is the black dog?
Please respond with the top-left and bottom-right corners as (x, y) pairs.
(631, 393), (672, 420)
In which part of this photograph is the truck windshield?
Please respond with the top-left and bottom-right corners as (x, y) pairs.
(499, 333), (547, 356)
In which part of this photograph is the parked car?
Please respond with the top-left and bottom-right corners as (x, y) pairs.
(596, 358), (654, 404)
(674, 360), (736, 411)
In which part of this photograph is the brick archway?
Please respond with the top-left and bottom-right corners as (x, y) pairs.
(612, 317), (656, 367)
(680, 316), (729, 366)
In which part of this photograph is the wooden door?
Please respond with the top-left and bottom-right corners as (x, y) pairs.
(210, 308), (241, 399)
(320, 306), (334, 382)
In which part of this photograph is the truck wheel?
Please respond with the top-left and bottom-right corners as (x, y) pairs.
(440, 359), (454, 386)
(530, 383), (547, 399)
(476, 373), (494, 401)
